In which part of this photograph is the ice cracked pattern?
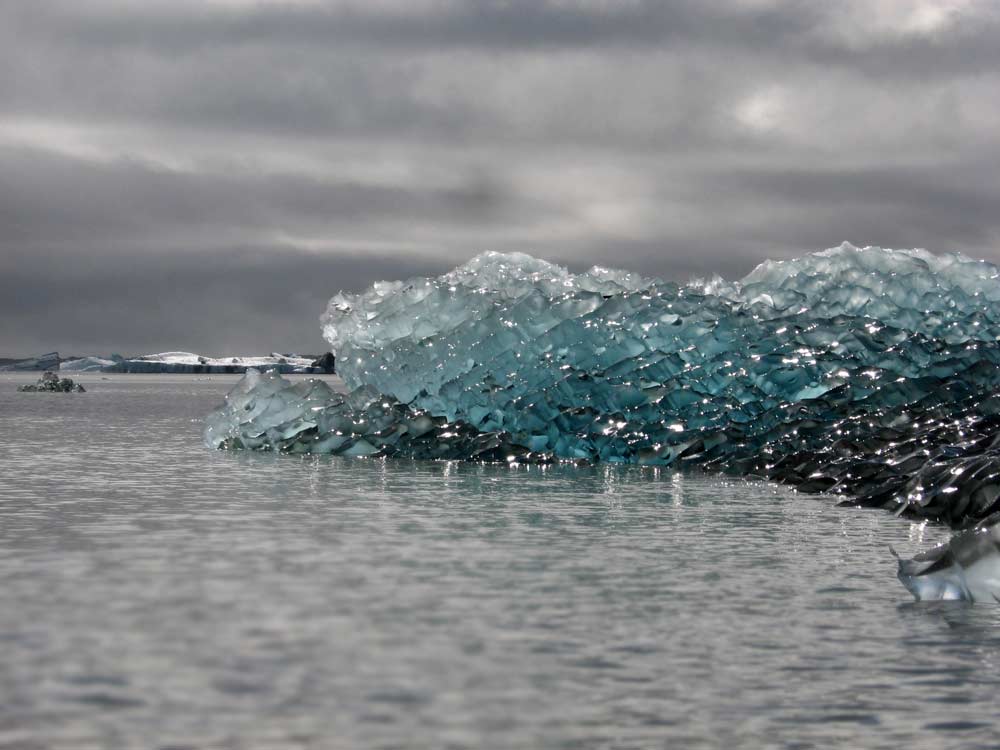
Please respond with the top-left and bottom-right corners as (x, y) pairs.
(205, 243), (1000, 530)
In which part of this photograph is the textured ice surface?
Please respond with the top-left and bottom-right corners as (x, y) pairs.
(897, 514), (1000, 602)
(207, 243), (1000, 529)
(204, 368), (528, 460)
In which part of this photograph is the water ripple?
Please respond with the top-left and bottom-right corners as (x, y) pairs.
(0, 373), (995, 749)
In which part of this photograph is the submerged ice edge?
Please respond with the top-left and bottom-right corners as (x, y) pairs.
(896, 513), (1000, 603)
(205, 244), (1000, 601)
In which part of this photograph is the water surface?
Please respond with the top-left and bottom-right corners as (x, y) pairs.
(2, 374), (998, 749)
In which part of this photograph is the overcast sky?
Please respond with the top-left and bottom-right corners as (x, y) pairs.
(2, 0), (999, 356)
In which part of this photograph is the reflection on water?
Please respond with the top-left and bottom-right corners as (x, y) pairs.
(1, 373), (997, 749)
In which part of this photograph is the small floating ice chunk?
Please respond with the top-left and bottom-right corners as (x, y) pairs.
(897, 515), (1000, 602)
(17, 371), (85, 393)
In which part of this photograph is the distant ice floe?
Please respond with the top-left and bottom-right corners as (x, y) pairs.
(6, 351), (334, 374)
(55, 352), (332, 374)
(101, 352), (321, 374)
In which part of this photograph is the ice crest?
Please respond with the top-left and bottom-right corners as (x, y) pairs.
(209, 243), (1000, 532)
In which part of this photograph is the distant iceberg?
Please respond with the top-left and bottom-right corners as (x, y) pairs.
(0, 352), (62, 371)
(101, 351), (305, 373)
(59, 356), (117, 372)
(206, 243), (1000, 573)
(57, 352), (333, 374)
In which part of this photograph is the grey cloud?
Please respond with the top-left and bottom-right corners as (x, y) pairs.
(690, 164), (1000, 252)
(3, 2), (997, 153)
(14, 0), (1000, 81)
(0, 244), (443, 357)
(1, 0), (999, 356)
(0, 146), (539, 250)
(8, 1), (815, 54)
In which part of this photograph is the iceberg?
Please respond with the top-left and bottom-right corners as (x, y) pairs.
(206, 243), (1000, 578)
(208, 244), (1000, 527)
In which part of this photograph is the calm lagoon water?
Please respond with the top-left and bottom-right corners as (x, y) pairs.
(2, 373), (1000, 749)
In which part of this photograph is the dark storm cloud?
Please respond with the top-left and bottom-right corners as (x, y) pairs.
(1, 0), (999, 356)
